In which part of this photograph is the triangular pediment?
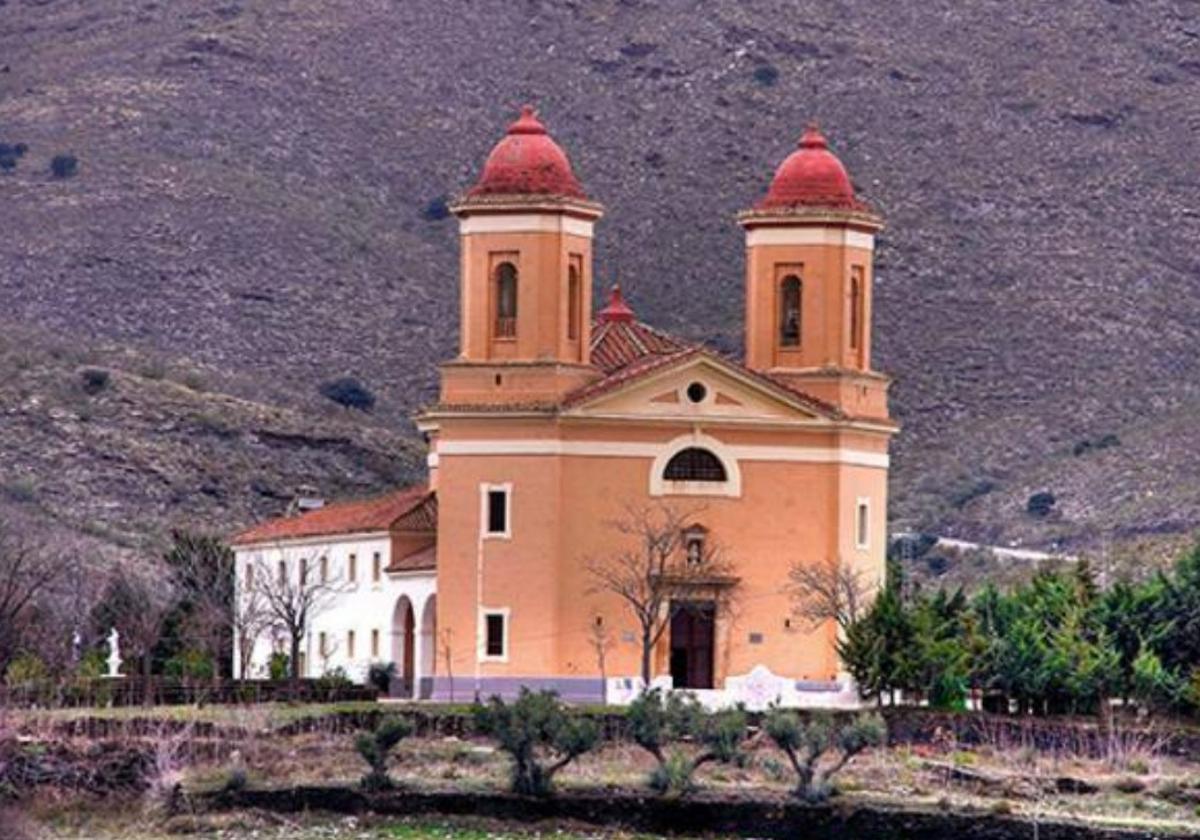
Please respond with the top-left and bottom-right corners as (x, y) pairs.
(566, 354), (831, 423)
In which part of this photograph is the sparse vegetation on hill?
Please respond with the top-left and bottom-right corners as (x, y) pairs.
(2, 0), (1200, 557)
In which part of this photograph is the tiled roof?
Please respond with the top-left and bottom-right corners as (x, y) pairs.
(590, 317), (692, 374)
(387, 544), (436, 573)
(231, 484), (432, 546)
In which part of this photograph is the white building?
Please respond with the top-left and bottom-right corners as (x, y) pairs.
(230, 486), (438, 697)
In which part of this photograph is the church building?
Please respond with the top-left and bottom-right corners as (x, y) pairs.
(231, 106), (896, 708)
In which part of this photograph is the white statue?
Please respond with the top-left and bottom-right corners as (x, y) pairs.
(106, 627), (123, 678)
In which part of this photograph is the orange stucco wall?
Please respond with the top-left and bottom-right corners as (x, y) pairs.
(432, 417), (889, 687)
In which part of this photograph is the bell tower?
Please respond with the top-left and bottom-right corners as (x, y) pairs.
(738, 126), (889, 420)
(442, 106), (604, 406)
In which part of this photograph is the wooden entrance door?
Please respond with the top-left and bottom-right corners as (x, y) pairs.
(402, 606), (416, 696)
(669, 601), (715, 689)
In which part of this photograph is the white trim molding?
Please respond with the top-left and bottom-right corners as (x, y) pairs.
(745, 226), (875, 250)
(439, 439), (888, 469)
(478, 606), (511, 663)
(460, 213), (594, 239)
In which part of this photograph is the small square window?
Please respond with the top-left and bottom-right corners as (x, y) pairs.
(484, 486), (510, 537)
(485, 614), (506, 658)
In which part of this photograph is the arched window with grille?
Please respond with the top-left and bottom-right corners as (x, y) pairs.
(779, 275), (802, 347)
(494, 262), (518, 339)
(663, 448), (728, 483)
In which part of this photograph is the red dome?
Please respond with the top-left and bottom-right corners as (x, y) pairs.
(758, 125), (863, 211)
(468, 105), (587, 200)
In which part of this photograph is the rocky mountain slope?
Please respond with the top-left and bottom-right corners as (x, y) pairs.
(2, 0), (1200, 557)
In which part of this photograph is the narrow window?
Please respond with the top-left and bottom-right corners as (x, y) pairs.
(664, 448), (727, 483)
(567, 263), (581, 341)
(494, 262), (518, 339)
(348, 554), (357, 583)
(277, 559), (287, 586)
(319, 555), (328, 583)
(244, 562), (254, 591)
(850, 267), (864, 352)
(856, 500), (870, 549)
(298, 651), (307, 676)
(372, 552), (382, 583)
(319, 631), (328, 658)
(371, 629), (380, 658)
(683, 526), (707, 566)
(299, 557), (308, 586)
(485, 613), (506, 658)
(779, 275), (802, 347)
(347, 630), (356, 659)
(486, 488), (509, 536)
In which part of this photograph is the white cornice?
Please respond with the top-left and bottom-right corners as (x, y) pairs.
(744, 227), (875, 250)
(459, 214), (595, 238)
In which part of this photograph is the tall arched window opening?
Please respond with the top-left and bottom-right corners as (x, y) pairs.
(663, 448), (728, 483)
(780, 275), (802, 347)
(567, 264), (581, 341)
(495, 262), (518, 339)
(849, 268), (863, 353)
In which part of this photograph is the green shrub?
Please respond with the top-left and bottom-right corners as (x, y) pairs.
(473, 689), (599, 796)
(164, 649), (215, 681)
(268, 652), (290, 681)
(4, 653), (49, 687)
(316, 667), (354, 696)
(79, 367), (110, 395)
(625, 690), (747, 795)
(368, 661), (396, 694)
(318, 376), (375, 412)
(355, 717), (412, 791)
(765, 709), (885, 802)
(50, 154), (78, 178)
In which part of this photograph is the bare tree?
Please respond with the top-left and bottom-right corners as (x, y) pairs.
(0, 519), (63, 673)
(585, 503), (737, 688)
(165, 530), (236, 687)
(254, 545), (344, 689)
(93, 567), (176, 706)
(233, 579), (271, 680)
(787, 556), (872, 633)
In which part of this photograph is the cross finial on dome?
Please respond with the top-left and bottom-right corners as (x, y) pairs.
(598, 283), (635, 324)
(799, 122), (828, 150)
(508, 104), (547, 136)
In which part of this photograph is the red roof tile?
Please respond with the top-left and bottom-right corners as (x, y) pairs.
(231, 484), (432, 545)
(387, 544), (436, 573)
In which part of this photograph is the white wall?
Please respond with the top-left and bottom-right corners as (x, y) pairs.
(233, 534), (436, 691)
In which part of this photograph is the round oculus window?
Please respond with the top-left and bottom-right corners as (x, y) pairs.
(686, 382), (708, 404)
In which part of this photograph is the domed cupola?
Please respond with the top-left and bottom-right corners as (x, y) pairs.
(468, 105), (587, 199)
(758, 125), (865, 211)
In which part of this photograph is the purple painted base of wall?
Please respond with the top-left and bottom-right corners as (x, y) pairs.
(429, 676), (605, 704)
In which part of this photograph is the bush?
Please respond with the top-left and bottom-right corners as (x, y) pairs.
(1026, 491), (1056, 517)
(50, 154), (78, 179)
(764, 710), (885, 802)
(267, 652), (290, 681)
(318, 376), (376, 412)
(752, 63), (779, 86)
(355, 717), (412, 791)
(316, 666), (354, 694)
(79, 367), (110, 395)
(626, 690), (747, 796)
(163, 649), (214, 681)
(0, 141), (27, 173)
(4, 653), (49, 688)
(421, 195), (450, 221)
(473, 689), (599, 796)
(368, 661), (396, 694)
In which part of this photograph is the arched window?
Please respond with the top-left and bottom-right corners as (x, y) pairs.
(663, 448), (727, 483)
(780, 275), (802, 347)
(849, 268), (863, 352)
(494, 262), (518, 339)
(567, 264), (581, 341)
